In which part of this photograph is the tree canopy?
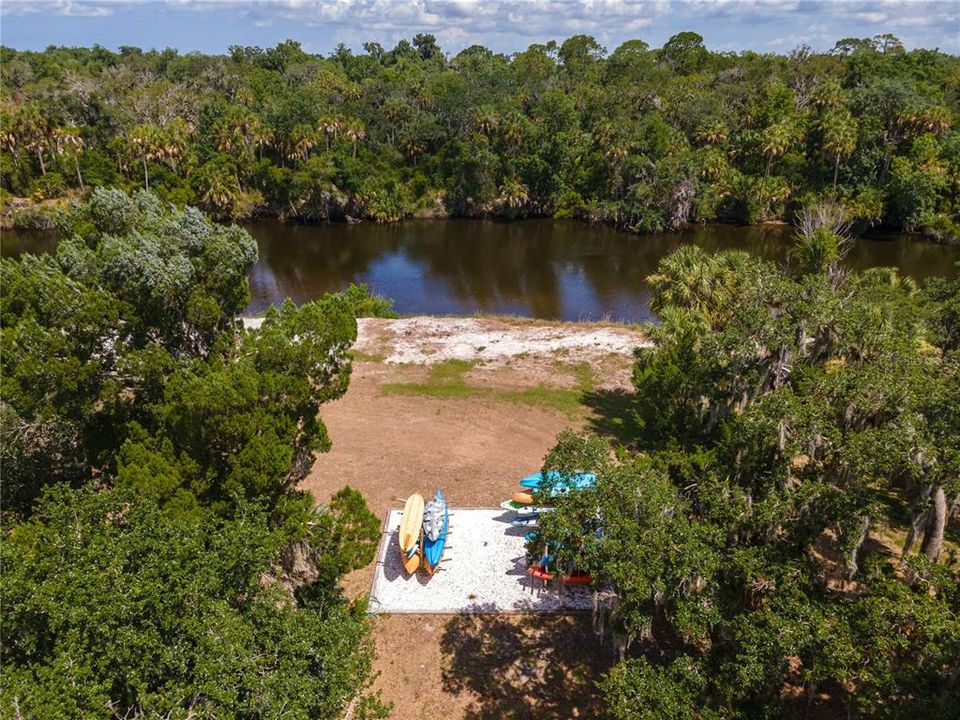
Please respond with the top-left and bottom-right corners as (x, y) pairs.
(1, 189), (393, 718)
(533, 214), (960, 717)
(2, 34), (957, 241)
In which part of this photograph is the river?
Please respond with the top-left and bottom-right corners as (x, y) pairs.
(3, 220), (957, 323)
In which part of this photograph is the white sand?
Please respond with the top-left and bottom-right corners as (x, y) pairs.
(368, 508), (593, 614)
(362, 316), (647, 365)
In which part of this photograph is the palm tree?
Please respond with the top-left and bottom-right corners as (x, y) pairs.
(497, 178), (530, 209)
(288, 124), (318, 164)
(695, 119), (728, 146)
(52, 126), (86, 190)
(647, 245), (737, 318)
(17, 106), (50, 176)
(317, 115), (341, 151)
(128, 124), (163, 189)
(899, 105), (950, 136)
(473, 107), (499, 136)
(502, 113), (526, 150)
(200, 164), (238, 215)
(342, 119), (365, 158)
(761, 121), (795, 180)
(811, 77), (843, 110)
(820, 109), (857, 189)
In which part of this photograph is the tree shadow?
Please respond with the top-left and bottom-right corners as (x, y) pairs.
(439, 612), (612, 720)
(580, 388), (644, 449)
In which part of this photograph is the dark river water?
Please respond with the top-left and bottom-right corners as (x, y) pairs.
(3, 220), (958, 323)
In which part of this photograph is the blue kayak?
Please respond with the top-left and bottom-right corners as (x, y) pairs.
(422, 490), (448, 574)
(519, 470), (596, 491)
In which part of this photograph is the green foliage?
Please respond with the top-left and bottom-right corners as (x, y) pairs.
(1, 189), (388, 718)
(2, 36), (956, 234)
(538, 236), (960, 717)
(1, 487), (381, 720)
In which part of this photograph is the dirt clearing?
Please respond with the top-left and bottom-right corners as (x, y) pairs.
(296, 316), (643, 719)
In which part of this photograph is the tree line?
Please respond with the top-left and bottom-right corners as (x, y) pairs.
(1, 188), (394, 718)
(534, 208), (960, 717)
(1, 33), (957, 241)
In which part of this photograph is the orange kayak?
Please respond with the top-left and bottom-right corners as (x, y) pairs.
(512, 491), (534, 505)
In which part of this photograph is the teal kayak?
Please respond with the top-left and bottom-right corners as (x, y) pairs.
(422, 490), (448, 574)
(519, 470), (596, 490)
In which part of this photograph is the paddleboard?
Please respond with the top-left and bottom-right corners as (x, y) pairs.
(398, 493), (424, 575)
(519, 470), (596, 491)
(421, 490), (448, 575)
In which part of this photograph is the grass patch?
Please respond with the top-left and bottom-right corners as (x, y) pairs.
(350, 350), (386, 363)
(498, 385), (585, 416)
(382, 359), (479, 399)
(381, 359), (595, 417)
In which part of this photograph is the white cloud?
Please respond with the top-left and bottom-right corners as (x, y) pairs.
(1, 0), (956, 53)
(2, 0), (116, 16)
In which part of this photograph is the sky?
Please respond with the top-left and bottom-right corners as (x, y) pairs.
(1, 0), (957, 57)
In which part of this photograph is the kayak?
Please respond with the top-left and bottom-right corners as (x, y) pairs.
(516, 505), (554, 518)
(398, 493), (424, 575)
(519, 470), (596, 491)
(421, 490), (448, 575)
(512, 491), (534, 505)
(511, 516), (539, 527)
(499, 499), (553, 516)
(528, 565), (592, 585)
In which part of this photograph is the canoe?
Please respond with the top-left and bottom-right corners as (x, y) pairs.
(398, 493), (425, 575)
(512, 491), (534, 505)
(519, 470), (596, 491)
(527, 565), (592, 585)
(421, 490), (448, 575)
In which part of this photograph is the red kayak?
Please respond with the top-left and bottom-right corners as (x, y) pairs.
(527, 565), (592, 585)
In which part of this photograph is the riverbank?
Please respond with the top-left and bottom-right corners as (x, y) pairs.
(4, 192), (956, 248)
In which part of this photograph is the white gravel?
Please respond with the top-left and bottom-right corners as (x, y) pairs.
(367, 508), (593, 614)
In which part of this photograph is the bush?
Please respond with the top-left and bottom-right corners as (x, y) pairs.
(920, 212), (960, 245)
(30, 172), (66, 201)
(10, 206), (54, 230)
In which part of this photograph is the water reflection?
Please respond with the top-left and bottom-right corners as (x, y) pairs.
(245, 219), (958, 322)
(3, 220), (957, 323)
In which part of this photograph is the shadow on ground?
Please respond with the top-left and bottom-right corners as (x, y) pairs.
(440, 612), (612, 720)
(581, 388), (644, 448)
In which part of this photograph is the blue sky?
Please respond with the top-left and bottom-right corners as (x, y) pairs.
(1, 1), (957, 56)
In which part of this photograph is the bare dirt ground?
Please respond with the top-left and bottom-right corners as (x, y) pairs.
(296, 316), (645, 720)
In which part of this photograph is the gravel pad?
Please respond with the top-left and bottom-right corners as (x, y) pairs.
(368, 508), (593, 614)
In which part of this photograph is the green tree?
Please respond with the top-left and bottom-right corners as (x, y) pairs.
(1, 486), (385, 719)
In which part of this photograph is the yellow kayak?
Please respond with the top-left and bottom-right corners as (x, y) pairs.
(399, 493), (425, 575)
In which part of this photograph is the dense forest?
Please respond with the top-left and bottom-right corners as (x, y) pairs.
(1, 189), (393, 718)
(535, 208), (960, 717)
(1, 33), (958, 241)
